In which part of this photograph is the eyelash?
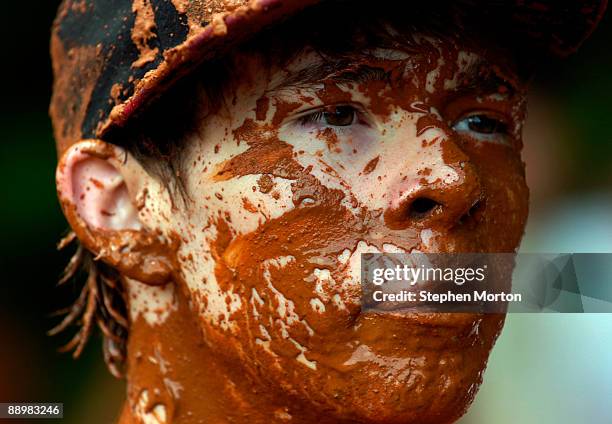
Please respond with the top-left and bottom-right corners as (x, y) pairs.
(296, 105), (511, 142)
(452, 113), (511, 140)
(298, 105), (361, 127)
(299, 110), (326, 124)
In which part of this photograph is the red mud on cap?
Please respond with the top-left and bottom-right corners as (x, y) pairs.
(49, 0), (607, 156)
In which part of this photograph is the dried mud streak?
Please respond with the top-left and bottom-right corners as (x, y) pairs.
(362, 155), (380, 175)
(49, 37), (104, 156)
(214, 119), (303, 181)
(131, 0), (159, 68)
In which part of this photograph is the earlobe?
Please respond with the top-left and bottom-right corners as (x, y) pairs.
(56, 139), (177, 286)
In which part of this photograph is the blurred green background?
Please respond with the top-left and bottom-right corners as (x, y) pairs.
(0, 2), (610, 423)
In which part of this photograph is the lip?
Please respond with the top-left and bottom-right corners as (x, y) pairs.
(362, 309), (487, 329)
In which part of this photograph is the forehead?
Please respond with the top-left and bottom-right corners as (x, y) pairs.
(227, 23), (523, 99)
(274, 46), (517, 91)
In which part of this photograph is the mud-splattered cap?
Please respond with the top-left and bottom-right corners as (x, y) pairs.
(50, 0), (607, 155)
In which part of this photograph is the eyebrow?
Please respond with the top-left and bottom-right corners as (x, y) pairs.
(268, 55), (519, 97)
(454, 57), (520, 97)
(268, 60), (390, 94)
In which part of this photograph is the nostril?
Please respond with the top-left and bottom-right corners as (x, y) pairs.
(467, 199), (483, 216)
(384, 195), (443, 229)
(408, 197), (440, 219)
(458, 199), (484, 225)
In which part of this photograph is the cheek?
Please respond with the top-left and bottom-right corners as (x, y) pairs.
(180, 125), (301, 250)
(172, 174), (298, 330)
(278, 124), (381, 215)
(169, 126), (306, 333)
(471, 143), (529, 246)
(280, 111), (432, 214)
(478, 145), (527, 207)
(194, 175), (296, 234)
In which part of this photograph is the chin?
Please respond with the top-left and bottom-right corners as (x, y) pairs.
(273, 313), (507, 424)
(331, 396), (472, 424)
(322, 354), (486, 422)
(324, 356), (488, 424)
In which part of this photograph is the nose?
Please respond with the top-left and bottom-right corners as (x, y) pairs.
(383, 142), (483, 231)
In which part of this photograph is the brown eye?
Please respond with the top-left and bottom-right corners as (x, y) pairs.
(299, 105), (359, 127)
(322, 105), (356, 126)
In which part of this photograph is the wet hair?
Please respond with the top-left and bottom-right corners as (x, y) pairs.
(53, 0), (532, 377)
(51, 233), (127, 377)
(105, 63), (230, 202)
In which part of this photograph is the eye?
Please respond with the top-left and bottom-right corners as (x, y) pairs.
(453, 114), (509, 138)
(300, 105), (357, 127)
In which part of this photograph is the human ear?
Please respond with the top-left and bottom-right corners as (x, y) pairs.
(56, 139), (176, 285)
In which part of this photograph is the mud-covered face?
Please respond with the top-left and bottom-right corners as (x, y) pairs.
(163, 34), (528, 422)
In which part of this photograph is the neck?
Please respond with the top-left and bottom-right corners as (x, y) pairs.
(118, 282), (309, 424)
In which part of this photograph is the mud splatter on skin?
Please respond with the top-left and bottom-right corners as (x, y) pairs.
(257, 175), (275, 194)
(213, 119), (303, 181)
(317, 127), (340, 153)
(362, 155), (380, 175)
(242, 197), (259, 213)
(119, 33), (529, 424)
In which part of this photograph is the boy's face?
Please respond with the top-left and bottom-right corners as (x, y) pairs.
(132, 32), (528, 422)
(148, 33), (530, 422)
